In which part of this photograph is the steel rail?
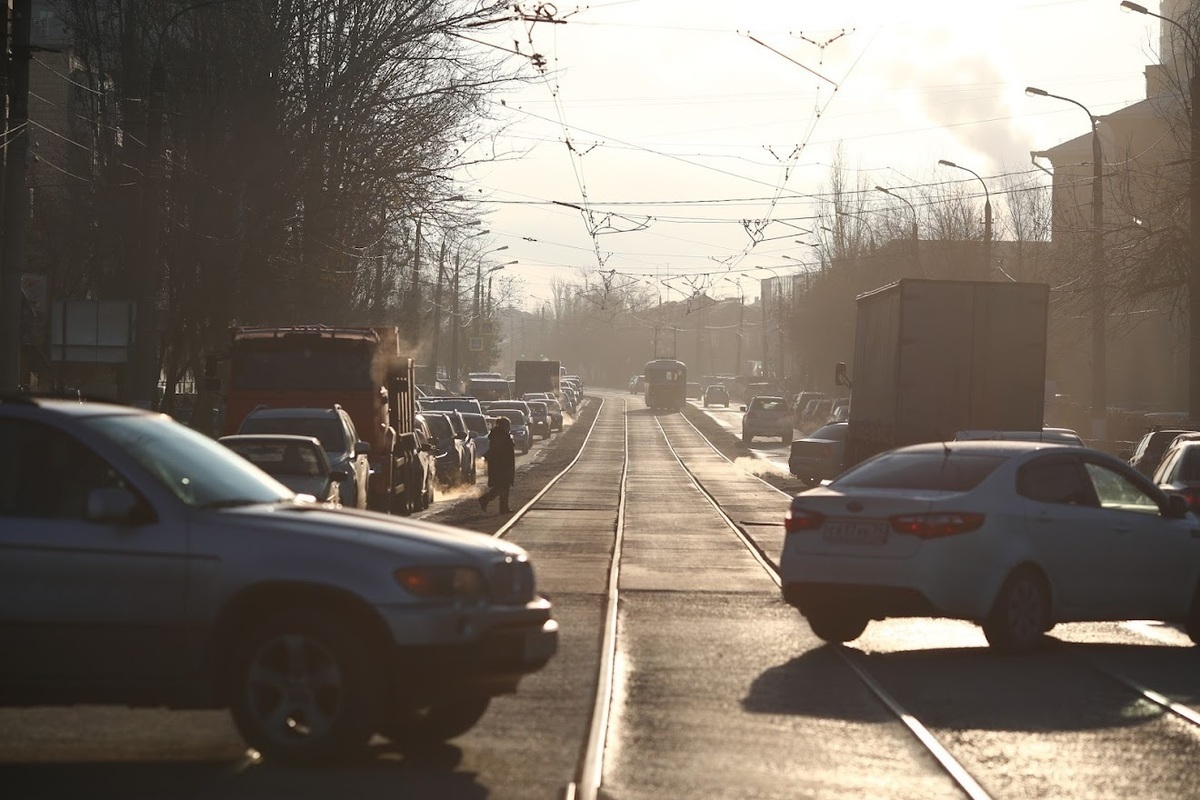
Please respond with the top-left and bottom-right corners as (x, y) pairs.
(564, 397), (629, 800)
(483, 393), (626, 800)
(656, 409), (994, 800)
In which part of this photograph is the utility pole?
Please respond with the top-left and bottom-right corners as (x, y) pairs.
(430, 239), (446, 381)
(0, 0), (32, 393)
(735, 291), (744, 376)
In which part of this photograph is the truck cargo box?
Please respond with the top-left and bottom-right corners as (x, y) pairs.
(844, 279), (1049, 468)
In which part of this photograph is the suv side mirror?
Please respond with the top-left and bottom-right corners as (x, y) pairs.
(835, 362), (852, 389)
(328, 469), (348, 482)
(354, 441), (371, 456)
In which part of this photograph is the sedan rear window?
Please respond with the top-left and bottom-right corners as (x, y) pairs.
(833, 451), (1006, 491)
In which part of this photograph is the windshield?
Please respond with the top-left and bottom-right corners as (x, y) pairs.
(86, 415), (293, 507)
(238, 416), (344, 452)
(833, 451), (1006, 492)
(425, 414), (453, 441)
(810, 424), (847, 441)
(493, 410), (527, 427)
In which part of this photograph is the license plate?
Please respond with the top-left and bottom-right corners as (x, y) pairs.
(823, 520), (888, 545)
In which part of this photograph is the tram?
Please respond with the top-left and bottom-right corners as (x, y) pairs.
(643, 358), (687, 410)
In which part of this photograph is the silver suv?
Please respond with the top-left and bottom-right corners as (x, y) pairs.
(0, 397), (558, 763)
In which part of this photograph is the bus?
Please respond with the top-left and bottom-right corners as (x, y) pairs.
(643, 358), (687, 410)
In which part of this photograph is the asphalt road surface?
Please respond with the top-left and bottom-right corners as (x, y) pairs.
(4, 390), (1200, 799)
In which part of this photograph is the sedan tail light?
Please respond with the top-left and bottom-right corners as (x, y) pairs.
(785, 507), (825, 532)
(890, 512), (984, 539)
(1180, 487), (1200, 512)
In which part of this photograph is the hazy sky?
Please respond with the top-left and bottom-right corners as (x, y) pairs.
(460, 0), (1164, 304)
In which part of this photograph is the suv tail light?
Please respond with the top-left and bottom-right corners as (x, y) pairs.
(784, 508), (825, 532)
(890, 512), (984, 539)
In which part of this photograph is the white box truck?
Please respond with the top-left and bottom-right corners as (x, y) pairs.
(843, 279), (1050, 468)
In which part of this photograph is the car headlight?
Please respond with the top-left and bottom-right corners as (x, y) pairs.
(394, 566), (487, 601)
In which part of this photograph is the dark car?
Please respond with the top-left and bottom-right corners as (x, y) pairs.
(524, 401), (552, 440)
(422, 410), (469, 486)
(788, 422), (848, 487)
(236, 405), (371, 509)
(219, 434), (345, 505)
(1128, 428), (1198, 477)
(703, 385), (730, 407)
(1153, 437), (1200, 511)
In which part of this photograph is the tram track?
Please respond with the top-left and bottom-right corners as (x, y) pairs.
(462, 391), (1200, 798)
(663, 402), (1200, 797)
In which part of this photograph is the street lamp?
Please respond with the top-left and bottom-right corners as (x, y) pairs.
(937, 159), (992, 279)
(1121, 1), (1200, 420)
(875, 185), (920, 268)
(1027, 84), (1107, 439)
(485, 261), (517, 316)
(473, 245), (509, 328)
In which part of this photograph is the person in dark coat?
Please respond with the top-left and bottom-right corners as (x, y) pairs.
(479, 415), (516, 513)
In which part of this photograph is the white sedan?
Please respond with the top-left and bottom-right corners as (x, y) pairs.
(779, 440), (1200, 652)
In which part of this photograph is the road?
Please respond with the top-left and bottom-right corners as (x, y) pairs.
(3, 389), (1200, 799)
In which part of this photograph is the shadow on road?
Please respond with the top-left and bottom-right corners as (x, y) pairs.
(0, 742), (490, 800)
(743, 639), (1200, 733)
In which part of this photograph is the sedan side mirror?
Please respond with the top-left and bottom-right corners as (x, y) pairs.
(740, 405), (748, 413)
(354, 441), (371, 456)
(329, 469), (348, 482)
(1165, 492), (1191, 519)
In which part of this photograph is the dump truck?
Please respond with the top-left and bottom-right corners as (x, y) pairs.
(842, 279), (1050, 468)
(221, 325), (423, 513)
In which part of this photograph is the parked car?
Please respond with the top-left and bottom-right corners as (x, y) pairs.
(429, 409), (477, 484)
(741, 395), (793, 443)
(1127, 427), (1199, 477)
(791, 391), (826, 427)
(421, 410), (470, 486)
(490, 409), (532, 454)
(800, 398), (834, 428)
(703, 385), (730, 408)
(462, 411), (492, 459)
(0, 396), (558, 762)
(780, 440), (1200, 653)
(1153, 437), (1200, 511)
(219, 434), (345, 505)
(235, 405), (370, 509)
(410, 415), (438, 508)
(788, 422), (847, 486)
(523, 394), (564, 432)
(524, 401), (552, 440)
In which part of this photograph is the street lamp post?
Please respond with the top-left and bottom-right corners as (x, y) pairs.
(1027, 85), (1107, 439)
(875, 185), (920, 267)
(1121, 1), (1200, 419)
(938, 159), (992, 280)
(449, 229), (489, 389)
(723, 277), (745, 377)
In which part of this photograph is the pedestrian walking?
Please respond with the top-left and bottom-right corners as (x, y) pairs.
(479, 415), (516, 513)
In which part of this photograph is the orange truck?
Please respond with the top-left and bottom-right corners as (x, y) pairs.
(220, 325), (423, 513)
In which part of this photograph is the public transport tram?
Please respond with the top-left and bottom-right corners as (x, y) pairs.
(643, 358), (687, 411)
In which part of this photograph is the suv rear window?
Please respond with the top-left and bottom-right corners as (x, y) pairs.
(239, 417), (344, 452)
(833, 451), (1005, 492)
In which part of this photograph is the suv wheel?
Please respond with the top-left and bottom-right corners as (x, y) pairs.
(228, 609), (383, 763)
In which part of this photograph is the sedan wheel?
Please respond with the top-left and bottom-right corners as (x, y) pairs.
(228, 610), (382, 763)
(805, 608), (868, 643)
(381, 697), (490, 747)
(983, 568), (1050, 653)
